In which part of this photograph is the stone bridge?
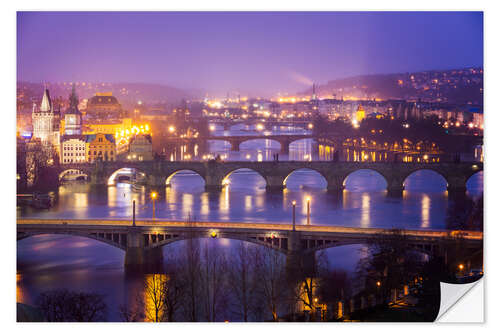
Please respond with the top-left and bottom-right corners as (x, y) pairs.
(17, 219), (483, 272)
(209, 119), (314, 131)
(56, 160), (483, 195)
(171, 134), (314, 153)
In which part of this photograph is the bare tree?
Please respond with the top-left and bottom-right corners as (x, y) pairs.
(227, 242), (259, 321)
(356, 229), (424, 304)
(179, 233), (202, 321)
(36, 289), (107, 322)
(143, 274), (168, 322)
(254, 247), (288, 321)
(200, 240), (230, 322)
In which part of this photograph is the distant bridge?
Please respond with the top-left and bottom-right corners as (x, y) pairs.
(169, 134), (314, 153)
(17, 218), (482, 272)
(54, 160), (483, 195)
(208, 118), (314, 131)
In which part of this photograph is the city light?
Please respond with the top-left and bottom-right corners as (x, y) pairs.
(211, 231), (217, 238)
(209, 125), (216, 131)
(308, 123), (314, 129)
(256, 123), (264, 131)
(168, 125), (175, 133)
(151, 192), (157, 199)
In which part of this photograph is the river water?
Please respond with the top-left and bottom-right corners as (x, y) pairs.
(17, 124), (483, 321)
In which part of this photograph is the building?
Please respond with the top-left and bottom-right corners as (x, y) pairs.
(86, 133), (116, 162)
(355, 105), (366, 123)
(63, 85), (82, 135)
(126, 134), (153, 161)
(60, 135), (87, 164)
(85, 92), (124, 118)
(82, 118), (133, 135)
(32, 88), (60, 150)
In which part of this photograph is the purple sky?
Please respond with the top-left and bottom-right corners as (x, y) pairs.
(17, 11), (483, 97)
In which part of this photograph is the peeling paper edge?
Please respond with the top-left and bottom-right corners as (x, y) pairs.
(436, 278), (484, 322)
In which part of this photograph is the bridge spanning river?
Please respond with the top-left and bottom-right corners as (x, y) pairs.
(56, 160), (483, 195)
(17, 218), (483, 272)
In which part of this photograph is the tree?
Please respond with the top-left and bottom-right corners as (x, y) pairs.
(179, 232), (202, 321)
(254, 247), (288, 321)
(36, 289), (107, 322)
(356, 229), (424, 304)
(227, 242), (259, 321)
(143, 274), (168, 322)
(200, 240), (230, 322)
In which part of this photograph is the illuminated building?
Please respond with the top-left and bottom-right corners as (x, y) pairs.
(126, 134), (153, 161)
(86, 133), (116, 162)
(63, 85), (82, 135)
(85, 92), (124, 118)
(32, 87), (60, 149)
(60, 135), (86, 164)
(83, 118), (133, 135)
(355, 104), (366, 123)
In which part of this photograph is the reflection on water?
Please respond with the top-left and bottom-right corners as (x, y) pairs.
(17, 126), (483, 321)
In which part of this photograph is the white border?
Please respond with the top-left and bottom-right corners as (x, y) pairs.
(3, 1), (498, 332)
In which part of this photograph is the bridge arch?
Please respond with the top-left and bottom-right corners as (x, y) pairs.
(146, 233), (289, 254)
(239, 138), (282, 151)
(207, 138), (233, 150)
(466, 170), (483, 195)
(165, 169), (206, 187)
(58, 168), (89, 182)
(283, 168), (328, 189)
(403, 169), (449, 192)
(221, 167), (268, 189)
(342, 169), (389, 191)
(17, 231), (127, 251)
(107, 167), (149, 186)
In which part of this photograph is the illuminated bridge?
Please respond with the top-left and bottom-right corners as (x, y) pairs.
(55, 160), (483, 195)
(17, 219), (482, 272)
(169, 134), (314, 153)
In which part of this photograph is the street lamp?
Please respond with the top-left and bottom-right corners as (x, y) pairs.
(306, 197), (311, 225)
(151, 191), (158, 220)
(292, 200), (296, 231)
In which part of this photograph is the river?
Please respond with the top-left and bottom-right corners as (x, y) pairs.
(17, 124), (483, 321)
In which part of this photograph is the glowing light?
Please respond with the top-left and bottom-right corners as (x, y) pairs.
(222, 179), (230, 186)
(308, 123), (314, 129)
(459, 264), (464, 270)
(245, 154), (251, 159)
(209, 125), (216, 131)
(211, 231), (217, 238)
(168, 126), (175, 133)
(256, 123), (264, 131)
(376, 281), (381, 287)
(423, 154), (429, 160)
(468, 123), (474, 129)
(292, 200), (296, 206)
(455, 121), (460, 127)
(151, 192), (157, 200)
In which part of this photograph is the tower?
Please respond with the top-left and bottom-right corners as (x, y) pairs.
(64, 84), (82, 135)
(32, 86), (60, 148)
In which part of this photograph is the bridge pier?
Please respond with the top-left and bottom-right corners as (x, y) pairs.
(230, 141), (240, 152)
(265, 175), (286, 192)
(280, 142), (290, 155)
(124, 229), (164, 273)
(147, 174), (166, 187)
(326, 176), (345, 193)
(285, 231), (316, 281)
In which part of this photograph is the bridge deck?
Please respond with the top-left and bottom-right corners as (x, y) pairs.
(17, 219), (483, 241)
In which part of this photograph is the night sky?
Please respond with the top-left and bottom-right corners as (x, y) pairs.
(17, 11), (483, 96)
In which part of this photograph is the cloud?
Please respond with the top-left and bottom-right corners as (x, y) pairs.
(288, 71), (314, 86)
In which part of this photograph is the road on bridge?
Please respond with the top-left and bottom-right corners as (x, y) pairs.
(17, 218), (483, 241)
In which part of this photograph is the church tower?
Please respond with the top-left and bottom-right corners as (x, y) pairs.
(32, 86), (60, 148)
(64, 84), (82, 135)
